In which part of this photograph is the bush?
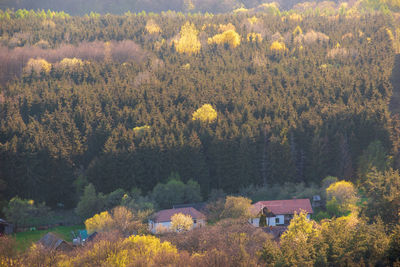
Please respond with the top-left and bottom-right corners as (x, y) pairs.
(85, 206), (147, 236)
(313, 211), (330, 222)
(152, 174), (202, 209)
(75, 184), (105, 219)
(220, 196), (252, 220)
(3, 197), (50, 228)
(0, 236), (18, 266)
(170, 213), (193, 232)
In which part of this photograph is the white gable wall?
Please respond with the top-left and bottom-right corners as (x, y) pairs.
(250, 214), (309, 227)
(149, 219), (205, 234)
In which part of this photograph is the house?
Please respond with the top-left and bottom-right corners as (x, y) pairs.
(0, 219), (13, 235)
(250, 198), (313, 227)
(149, 207), (206, 233)
(172, 202), (206, 212)
(38, 232), (73, 251)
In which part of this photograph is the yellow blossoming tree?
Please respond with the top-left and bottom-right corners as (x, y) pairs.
(326, 180), (359, 215)
(270, 41), (287, 53)
(59, 57), (84, 68)
(208, 30), (241, 48)
(85, 211), (114, 234)
(170, 213), (193, 232)
(24, 58), (52, 74)
(85, 206), (140, 235)
(192, 104), (217, 123)
(293, 25), (303, 36)
(174, 22), (201, 55)
(106, 235), (178, 266)
(247, 32), (262, 43)
(145, 19), (161, 34)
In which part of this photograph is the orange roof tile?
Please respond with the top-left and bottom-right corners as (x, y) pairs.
(252, 199), (313, 215)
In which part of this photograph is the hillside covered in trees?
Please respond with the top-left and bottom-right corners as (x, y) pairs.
(0, 0), (400, 211)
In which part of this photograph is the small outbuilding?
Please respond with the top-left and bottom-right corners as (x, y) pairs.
(38, 232), (72, 251)
(0, 219), (13, 235)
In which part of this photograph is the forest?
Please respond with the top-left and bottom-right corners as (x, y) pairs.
(1, 2), (400, 208)
(1, 0), (400, 265)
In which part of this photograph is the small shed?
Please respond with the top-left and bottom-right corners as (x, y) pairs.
(0, 219), (13, 235)
(312, 195), (321, 207)
(38, 232), (72, 251)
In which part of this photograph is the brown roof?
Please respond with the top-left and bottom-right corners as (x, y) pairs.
(38, 232), (72, 251)
(252, 199), (313, 215)
(153, 207), (206, 223)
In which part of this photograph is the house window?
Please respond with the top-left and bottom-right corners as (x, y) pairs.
(275, 217), (280, 224)
(193, 219), (197, 224)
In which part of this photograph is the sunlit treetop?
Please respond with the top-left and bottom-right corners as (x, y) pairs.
(59, 57), (85, 68)
(247, 32), (263, 43)
(24, 58), (52, 74)
(208, 29), (241, 48)
(293, 25), (303, 36)
(192, 104), (217, 123)
(218, 23), (235, 32)
(133, 125), (151, 136)
(284, 13), (302, 22)
(258, 2), (281, 16)
(270, 41), (288, 53)
(145, 19), (162, 34)
(248, 16), (259, 25)
(174, 22), (201, 54)
(233, 7), (249, 13)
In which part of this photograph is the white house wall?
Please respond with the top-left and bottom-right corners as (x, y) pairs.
(149, 219), (205, 234)
(250, 214), (294, 227)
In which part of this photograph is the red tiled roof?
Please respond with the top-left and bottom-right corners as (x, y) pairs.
(153, 207), (206, 223)
(252, 199), (313, 215)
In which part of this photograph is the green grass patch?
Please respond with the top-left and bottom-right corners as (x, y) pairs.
(14, 225), (84, 252)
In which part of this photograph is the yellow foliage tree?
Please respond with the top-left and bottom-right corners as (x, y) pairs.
(293, 25), (303, 36)
(145, 19), (161, 34)
(85, 211), (113, 234)
(208, 30), (241, 48)
(133, 125), (151, 135)
(59, 57), (84, 68)
(270, 41), (287, 53)
(104, 41), (112, 62)
(247, 32), (262, 43)
(174, 22), (201, 55)
(221, 196), (253, 219)
(387, 28), (400, 53)
(233, 7), (248, 13)
(24, 58), (52, 74)
(218, 23), (236, 32)
(192, 104), (217, 123)
(326, 180), (359, 214)
(85, 206), (140, 235)
(60, 235), (178, 266)
(106, 235), (178, 266)
(259, 2), (281, 16)
(280, 211), (319, 266)
(288, 13), (302, 22)
(248, 16), (259, 25)
(170, 213), (193, 232)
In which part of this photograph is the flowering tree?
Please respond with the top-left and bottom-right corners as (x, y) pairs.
(208, 30), (241, 48)
(192, 104), (217, 123)
(174, 22), (201, 54)
(170, 213), (193, 232)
